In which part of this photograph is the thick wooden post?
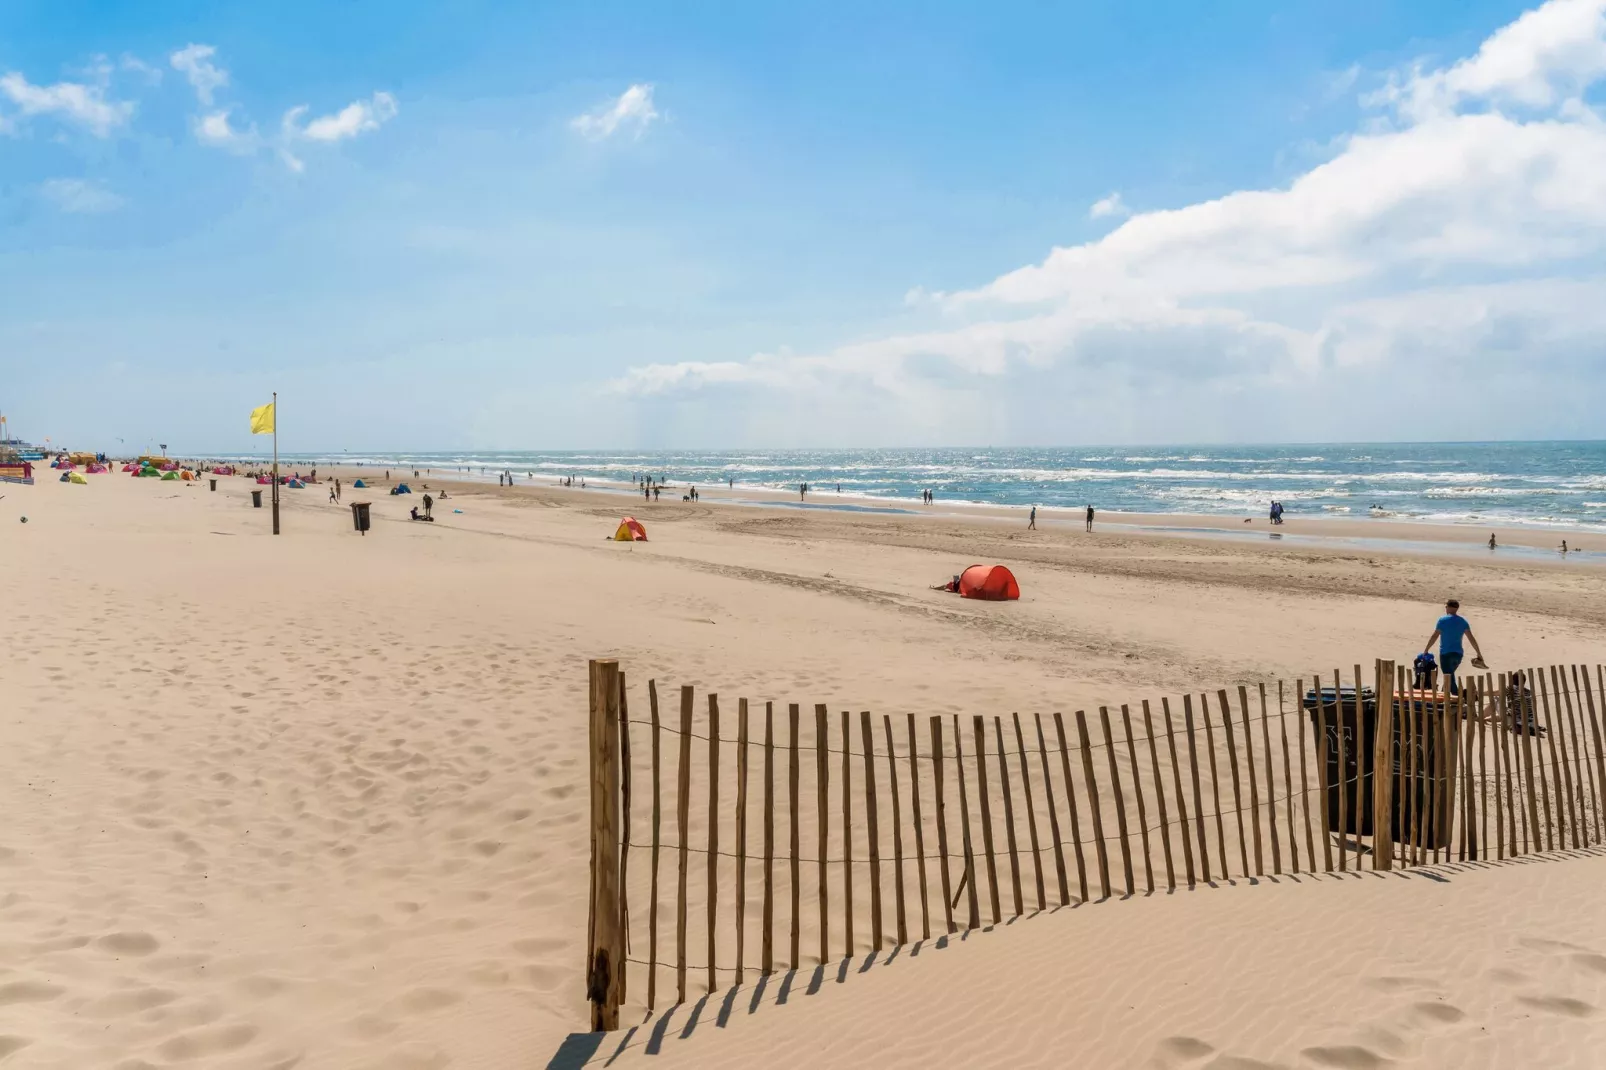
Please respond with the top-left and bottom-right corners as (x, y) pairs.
(1580, 667), (1606, 845)
(1278, 682), (1301, 874)
(587, 660), (624, 1031)
(788, 705), (801, 968)
(1201, 695), (1228, 878)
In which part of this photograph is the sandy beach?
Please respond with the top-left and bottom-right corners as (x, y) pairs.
(5, 467), (1606, 1069)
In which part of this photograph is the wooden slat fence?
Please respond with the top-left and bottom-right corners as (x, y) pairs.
(584, 659), (1606, 1030)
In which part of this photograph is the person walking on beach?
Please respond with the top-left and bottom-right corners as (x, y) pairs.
(1028, 506), (1037, 530)
(1085, 504), (1095, 532)
(1423, 599), (1485, 695)
(330, 482), (339, 504)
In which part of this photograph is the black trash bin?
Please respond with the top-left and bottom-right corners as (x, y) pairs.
(1304, 686), (1377, 835)
(209, 478), (217, 491)
(350, 501), (371, 535)
(251, 489), (263, 508)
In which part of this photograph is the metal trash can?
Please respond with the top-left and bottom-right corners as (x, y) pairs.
(209, 478), (217, 491)
(251, 489), (263, 508)
(350, 501), (371, 535)
(1304, 686), (1377, 835)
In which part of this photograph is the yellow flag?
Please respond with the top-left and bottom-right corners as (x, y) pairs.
(250, 402), (275, 435)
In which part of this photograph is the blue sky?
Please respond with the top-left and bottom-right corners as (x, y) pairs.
(3, 0), (1604, 454)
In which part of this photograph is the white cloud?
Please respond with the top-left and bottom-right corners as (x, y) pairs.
(194, 109), (256, 152)
(570, 84), (659, 141)
(120, 54), (163, 84)
(169, 43), (227, 105)
(282, 91), (398, 143)
(38, 177), (125, 213)
(1088, 192), (1128, 219)
(0, 71), (134, 136)
(613, 0), (1606, 443)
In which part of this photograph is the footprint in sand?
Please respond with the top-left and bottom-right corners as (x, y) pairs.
(155, 1022), (259, 1060)
(1153, 1035), (1214, 1066)
(82, 987), (180, 1017)
(1571, 952), (1606, 974)
(1407, 1001), (1466, 1028)
(1300, 1046), (1389, 1069)
(1517, 994), (1595, 1018)
(0, 1037), (34, 1060)
(0, 980), (65, 1005)
(96, 931), (161, 956)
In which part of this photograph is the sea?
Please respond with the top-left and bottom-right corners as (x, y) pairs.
(234, 442), (1606, 529)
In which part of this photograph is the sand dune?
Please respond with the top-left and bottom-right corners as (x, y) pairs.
(2, 469), (1604, 1067)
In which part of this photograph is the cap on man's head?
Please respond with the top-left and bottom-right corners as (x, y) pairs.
(1446, 599), (1460, 610)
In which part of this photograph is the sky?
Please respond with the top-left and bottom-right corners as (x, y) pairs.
(3, 0), (1605, 454)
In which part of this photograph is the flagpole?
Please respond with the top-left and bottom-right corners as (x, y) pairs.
(271, 390), (280, 536)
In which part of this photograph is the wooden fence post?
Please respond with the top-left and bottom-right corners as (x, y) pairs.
(1372, 662), (1394, 870)
(973, 716), (1002, 923)
(1182, 695), (1210, 883)
(707, 695), (720, 994)
(648, 680), (662, 1009)
(906, 714), (931, 940)
(1216, 690), (1249, 878)
(1013, 714), (1048, 911)
(1098, 707), (1135, 896)
(816, 705), (830, 964)
(735, 699), (749, 983)
(1200, 695), (1228, 878)
(1075, 711), (1112, 899)
(676, 686), (692, 1004)
(762, 702), (775, 974)
(862, 711), (884, 949)
(953, 715), (982, 928)
(1053, 713), (1091, 903)
(1035, 713), (1072, 905)
(931, 716), (957, 933)
(1256, 684), (1281, 875)
(885, 716), (908, 945)
(1143, 700), (1176, 891)
(993, 717), (1025, 916)
(1164, 698), (1196, 886)
(1120, 705), (1153, 894)
(788, 704), (801, 969)
(587, 659), (624, 1031)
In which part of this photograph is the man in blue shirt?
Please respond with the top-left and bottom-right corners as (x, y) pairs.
(1423, 599), (1486, 694)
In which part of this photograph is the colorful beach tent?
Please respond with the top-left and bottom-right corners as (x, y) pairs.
(957, 564), (1020, 601)
(353, 479), (367, 488)
(68, 471), (88, 485)
(161, 471), (179, 480)
(613, 517), (648, 542)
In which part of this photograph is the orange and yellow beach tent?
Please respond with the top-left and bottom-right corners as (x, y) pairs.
(613, 517), (648, 542)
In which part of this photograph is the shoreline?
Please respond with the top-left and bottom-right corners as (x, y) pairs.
(284, 463), (1606, 560)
